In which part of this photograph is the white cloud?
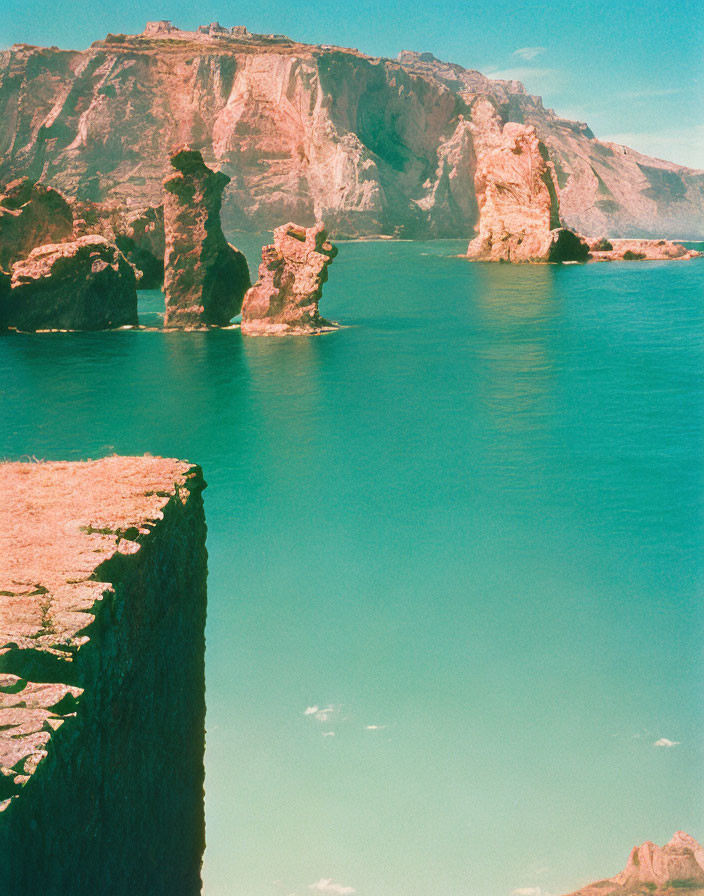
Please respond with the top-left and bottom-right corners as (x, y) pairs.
(365, 725), (386, 730)
(654, 738), (680, 748)
(322, 731), (335, 737)
(309, 879), (355, 895)
(513, 888), (541, 896)
(304, 706), (319, 716)
(513, 46), (546, 61)
(304, 705), (338, 722)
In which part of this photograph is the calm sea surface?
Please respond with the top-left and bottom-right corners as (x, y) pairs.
(1, 239), (702, 896)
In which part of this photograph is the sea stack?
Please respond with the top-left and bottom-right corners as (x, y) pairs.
(162, 148), (250, 328)
(241, 222), (338, 336)
(0, 178), (73, 271)
(5, 236), (138, 332)
(465, 100), (589, 263)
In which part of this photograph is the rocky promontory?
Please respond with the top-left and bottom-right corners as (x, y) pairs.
(0, 25), (701, 239)
(0, 456), (207, 895)
(562, 832), (704, 896)
(163, 148), (250, 328)
(4, 235), (137, 332)
(241, 222), (338, 335)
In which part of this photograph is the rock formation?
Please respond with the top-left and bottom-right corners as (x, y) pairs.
(562, 832), (704, 896)
(163, 148), (250, 328)
(0, 177), (73, 270)
(464, 103), (589, 262)
(5, 235), (137, 331)
(587, 237), (700, 261)
(0, 29), (701, 239)
(73, 201), (166, 288)
(241, 222), (338, 335)
(0, 456), (207, 895)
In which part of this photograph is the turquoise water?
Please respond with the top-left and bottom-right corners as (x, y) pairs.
(1, 241), (702, 896)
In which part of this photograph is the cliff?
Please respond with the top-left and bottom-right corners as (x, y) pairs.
(563, 832), (704, 896)
(0, 456), (207, 895)
(0, 28), (701, 239)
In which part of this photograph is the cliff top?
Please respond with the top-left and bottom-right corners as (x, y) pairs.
(0, 455), (204, 811)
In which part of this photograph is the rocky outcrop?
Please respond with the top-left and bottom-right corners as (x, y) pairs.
(163, 148), (250, 328)
(563, 832), (704, 896)
(588, 237), (701, 261)
(0, 456), (207, 895)
(5, 235), (137, 331)
(0, 177), (73, 270)
(464, 105), (589, 262)
(73, 200), (166, 287)
(241, 222), (338, 335)
(0, 29), (701, 239)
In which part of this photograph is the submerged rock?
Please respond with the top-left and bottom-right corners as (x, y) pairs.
(241, 222), (338, 335)
(0, 178), (73, 270)
(163, 148), (250, 328)
(562, 831), (704, 896)
(6, 236), (137, 331)
(465, 111), (589, 263)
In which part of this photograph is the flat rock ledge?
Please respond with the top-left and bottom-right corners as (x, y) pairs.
(0, 456), (207, 895)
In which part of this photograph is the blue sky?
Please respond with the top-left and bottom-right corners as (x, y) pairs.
(0, 0), (702, 166)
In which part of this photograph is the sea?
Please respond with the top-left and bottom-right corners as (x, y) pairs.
(1, 237), (702, 896)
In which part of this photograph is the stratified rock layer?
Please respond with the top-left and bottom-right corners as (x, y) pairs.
(563, 832), (704, 896)
(163, 148), (250, 328)
(0, 31), (701, 239)
(0, 456), (207, 896)
(6, 235), (137, 331)
(0, 177), (73, 270)
(241, 222), (338, 335)
(465, 105), (588, 262)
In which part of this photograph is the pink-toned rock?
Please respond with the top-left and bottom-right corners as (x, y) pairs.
(562, 832), (704, 896)
(163, 148), (250, 328)
(588, 237), (701, 262)
(465, 106), (589, 263)
(0, 178), (73, 270)
(241, 222), (338, 335)
(1, 33), (701, 240)
(5, 235), (137, 331)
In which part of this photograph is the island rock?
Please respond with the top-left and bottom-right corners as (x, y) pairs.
(6, 235), (137, 331)
(465, 107), (589, 263)
(241, 222), (338, 335)
(0, 178), (73, 270)
(163, 148), (250, 328)
(588, 237), (701, 261)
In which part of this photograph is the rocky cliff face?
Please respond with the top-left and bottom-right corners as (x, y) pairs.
(0, 177), (73, 270)
(0, 29), (701, 239)
(163, 148), (250, 328)
(241, 221), (338, 335)
(564, 833), (704, 896)
(4, 234), (137, 331)
(0, 456), (207, 895)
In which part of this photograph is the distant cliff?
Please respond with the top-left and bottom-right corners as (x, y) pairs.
(563, 832), (704, 896)
(0, 25), (702, 239)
